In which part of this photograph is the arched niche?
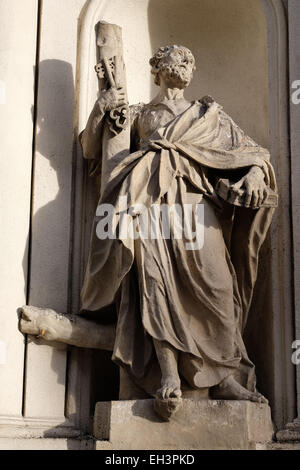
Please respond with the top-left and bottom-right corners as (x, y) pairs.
(68, 0), (293, 431)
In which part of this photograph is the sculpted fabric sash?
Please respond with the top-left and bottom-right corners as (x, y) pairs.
(81, 100), (277, 322)
(99, 101), (277, 212)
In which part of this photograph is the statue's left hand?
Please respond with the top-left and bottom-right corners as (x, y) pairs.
(231, 166), (268, 208)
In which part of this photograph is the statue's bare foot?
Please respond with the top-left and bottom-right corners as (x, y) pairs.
(156, 376), (182, 400)
(152, 340), (183, 420)
(154, 376), (182, 421)
(211, 375), (268, 404)
(154, 396), (182, 421)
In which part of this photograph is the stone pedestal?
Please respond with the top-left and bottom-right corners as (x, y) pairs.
(94, 399), (274, 450)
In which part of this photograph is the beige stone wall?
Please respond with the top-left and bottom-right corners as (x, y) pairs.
(0, 0), (38, 418)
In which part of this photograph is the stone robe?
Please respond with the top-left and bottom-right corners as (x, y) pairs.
(80, 99), (277, 396)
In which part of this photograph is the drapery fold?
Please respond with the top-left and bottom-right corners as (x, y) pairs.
(80, 99), (277, 394)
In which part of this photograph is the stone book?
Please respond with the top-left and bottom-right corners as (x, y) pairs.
(216, 178), (278, 208)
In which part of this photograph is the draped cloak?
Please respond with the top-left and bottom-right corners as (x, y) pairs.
(79, 99), (277, 396)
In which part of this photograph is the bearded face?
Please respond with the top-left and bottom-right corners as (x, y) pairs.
(150, 45), (196, 89)
(160, 62), (193, 88)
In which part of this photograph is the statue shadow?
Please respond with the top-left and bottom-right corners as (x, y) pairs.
(22, 59), (75, 309)
(21, 59), (76, 393)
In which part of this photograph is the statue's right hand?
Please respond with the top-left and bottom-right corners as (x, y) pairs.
(98, 87), (127, 112)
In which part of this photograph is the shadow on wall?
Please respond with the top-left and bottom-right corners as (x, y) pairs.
(21, 59), (119, 429)
(20, 60), (76, 412)
(22, 59), (75, 305)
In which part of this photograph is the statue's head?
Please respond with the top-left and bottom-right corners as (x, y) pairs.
(150, 45), (196, 89)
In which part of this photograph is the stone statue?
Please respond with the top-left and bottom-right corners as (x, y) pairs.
(20, 23), (277, 421)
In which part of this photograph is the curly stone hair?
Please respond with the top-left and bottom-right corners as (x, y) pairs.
(149, 45), (196, 86)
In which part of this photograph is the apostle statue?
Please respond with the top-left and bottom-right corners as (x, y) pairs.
(20, 23), (277, 420)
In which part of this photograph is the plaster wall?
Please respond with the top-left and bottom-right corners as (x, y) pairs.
(0, 0), (38, 418)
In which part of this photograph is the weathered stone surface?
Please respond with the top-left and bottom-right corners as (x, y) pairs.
(19, 306), (115, 350)
(0, 438), (94, 451)
(276, 429), (300, 442)
(119, 367), (209, 401)
(266, 442), (300, 450)
(0, 416), (81, 440)
(94, 399), (274, 450)
(276, 418), (300, 442)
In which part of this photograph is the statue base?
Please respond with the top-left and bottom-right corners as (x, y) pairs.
(93, 398), (274, 450)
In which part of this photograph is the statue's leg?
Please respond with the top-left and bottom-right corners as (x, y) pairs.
(153, 339), (182, 421)
(19, 306), (115, 351)
(153, 339), (181, 399)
